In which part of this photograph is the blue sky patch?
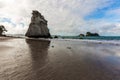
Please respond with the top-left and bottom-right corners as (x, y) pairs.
(84, 0), (120, 20)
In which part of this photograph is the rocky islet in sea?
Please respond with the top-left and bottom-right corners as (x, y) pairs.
(25, 10), (51, 38)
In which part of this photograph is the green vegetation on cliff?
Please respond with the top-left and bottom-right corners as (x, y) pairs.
(0, 25), (7, 36)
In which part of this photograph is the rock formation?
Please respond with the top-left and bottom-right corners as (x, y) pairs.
(25, 10), (51, 38)
(79, 34), (85, 37)
(86, 32), (99, 36)
(0, 25), (7, 36)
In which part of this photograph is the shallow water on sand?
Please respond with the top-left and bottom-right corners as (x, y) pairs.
(0, 38), (120, 80)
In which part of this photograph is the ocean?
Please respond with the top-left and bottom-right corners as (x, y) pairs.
(6, 34), (120, 41)
(61, 36), (120, 40)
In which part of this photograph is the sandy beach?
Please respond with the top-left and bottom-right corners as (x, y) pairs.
(0, 37), (120, 80)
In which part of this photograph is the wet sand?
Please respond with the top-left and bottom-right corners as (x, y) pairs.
(0, 37), (120, 80)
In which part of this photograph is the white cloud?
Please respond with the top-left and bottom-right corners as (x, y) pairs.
(105, 8), (120, 21)
(0, 0), (117, 35)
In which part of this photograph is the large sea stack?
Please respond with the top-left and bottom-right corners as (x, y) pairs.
(25, 10), (51, 38)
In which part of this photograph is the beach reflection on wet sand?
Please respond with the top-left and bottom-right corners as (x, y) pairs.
(0, 38), (120, 80)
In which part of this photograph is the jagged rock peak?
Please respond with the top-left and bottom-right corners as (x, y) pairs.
(32, 10), (47, 24)
(25, 10), (51, 38)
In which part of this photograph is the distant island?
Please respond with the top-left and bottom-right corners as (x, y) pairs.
(79, 32), (100, 37)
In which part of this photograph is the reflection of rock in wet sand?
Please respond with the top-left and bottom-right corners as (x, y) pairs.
(26, 39), (50, 67)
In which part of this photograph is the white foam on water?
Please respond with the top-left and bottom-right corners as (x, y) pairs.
(51, 39), (120, 46)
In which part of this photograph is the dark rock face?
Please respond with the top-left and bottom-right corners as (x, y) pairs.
(86, 32), (99, 36)
(79, 34), (85, 37)
(25, 10), (51, 38)
(0, 25), (7, 36)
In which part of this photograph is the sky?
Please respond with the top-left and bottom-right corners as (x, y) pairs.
(0, 0), (120, 36)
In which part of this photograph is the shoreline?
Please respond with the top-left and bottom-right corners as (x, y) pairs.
(1, 36), (120, 45)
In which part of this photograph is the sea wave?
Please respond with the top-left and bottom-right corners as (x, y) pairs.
(53, 39), (120, 46)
